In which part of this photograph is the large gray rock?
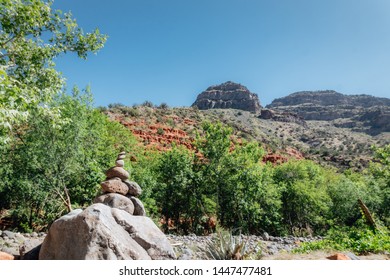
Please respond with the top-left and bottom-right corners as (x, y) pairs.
(111, 208), (176, 259)
(94, 193), (134, 215)
(39, 204), (175, 260)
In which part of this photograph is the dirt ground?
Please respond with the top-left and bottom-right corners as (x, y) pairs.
(261, 250), (390, 260)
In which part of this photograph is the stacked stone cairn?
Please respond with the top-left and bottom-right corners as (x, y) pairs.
(93, 151), (146, 216)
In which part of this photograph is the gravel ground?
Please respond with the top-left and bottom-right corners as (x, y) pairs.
(166, 233), (324, 260)
(1, 229), (388, 260)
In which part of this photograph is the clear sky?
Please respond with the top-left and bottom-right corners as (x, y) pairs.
(52, 0), (390, 107)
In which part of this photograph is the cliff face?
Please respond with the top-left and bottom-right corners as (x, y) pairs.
(269, 90), (390, 108)
(267, 90), (390, 135)
(192, 81), (261, 113)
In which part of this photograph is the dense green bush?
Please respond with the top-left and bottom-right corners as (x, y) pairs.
(294, 220), (390, 255)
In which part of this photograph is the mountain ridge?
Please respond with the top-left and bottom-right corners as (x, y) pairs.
(266, 89), (390, 135)
(268, 90), (390, 108)
(105, 83), (389, 170)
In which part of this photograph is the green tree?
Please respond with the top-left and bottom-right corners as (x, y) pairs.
(218, 142), (282, 234)
(155, 145), (198, 233)
(369, 145), (390, 226)
(273, 160), (332, 235)
(0, 88), (138, 231)
(0, 0), (107, 142)
(194, 121), (232, 214)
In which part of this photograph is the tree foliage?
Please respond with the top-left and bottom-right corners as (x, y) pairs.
(0, 0), (107, 142)
(0, 89), (137, 231)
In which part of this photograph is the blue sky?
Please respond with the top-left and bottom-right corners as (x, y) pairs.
(53, 0), (390, 107)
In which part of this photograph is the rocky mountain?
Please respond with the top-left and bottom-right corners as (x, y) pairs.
(192, 81), (261, 113)
(104, 85), (389, 170)
(267, 90), (390, 135)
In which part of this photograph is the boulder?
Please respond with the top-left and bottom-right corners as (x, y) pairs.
(0, 251), (14, 260)
(111, 208), (176, 259)
(115, 159), (125, 167)
(127, 196), (146, 216)
(326, 253), (351, 260)
(39, 204), (175, 260)
(105, 167), (130, 181)
(100, 177), (128, 195)
(94, 193), (134, 215)
(124, 180), (142, 196)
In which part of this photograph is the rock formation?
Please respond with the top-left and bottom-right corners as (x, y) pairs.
(192, 81), (261, 113)
(258, 108), (307, 127)
(267, 90), (390, 135)
(39, 152), (176, 260)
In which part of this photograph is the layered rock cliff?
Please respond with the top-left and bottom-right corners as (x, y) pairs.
(267, 90), (390, 135)
(192, 81), (261, 113)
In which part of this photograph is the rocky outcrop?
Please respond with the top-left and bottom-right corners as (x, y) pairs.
(258, 108), (307, 127)
(39, 152), (175, 260)
(192, 81), (261, 113)
(267, 90), (390, 135)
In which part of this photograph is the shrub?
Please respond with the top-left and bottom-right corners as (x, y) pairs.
(142, 100), (154, 108)
(294, 221), (390, 255)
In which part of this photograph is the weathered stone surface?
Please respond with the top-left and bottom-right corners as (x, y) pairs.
(127, 196), (146, 216)
(111, 208), (176, 260)
(0, 251), (14, 260)
(100, 177), (128, 195)
(117, 155), (126, 160)
(192, 81), (261, 113)
(39, 204), (175, 260)
(94, 193), (134, 215)
(105, 166), (130, 180)
(115, 159), (125, 167)
(124, 180), (142, 196)
(326, 253), (351, 260)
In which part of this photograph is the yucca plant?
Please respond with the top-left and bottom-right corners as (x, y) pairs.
(200, 229), (249, 260)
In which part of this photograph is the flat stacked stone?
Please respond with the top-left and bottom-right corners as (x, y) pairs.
(95, 152), (145, 216)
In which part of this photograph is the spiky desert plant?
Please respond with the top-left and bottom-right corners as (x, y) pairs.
(200, 229), (249, 260)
